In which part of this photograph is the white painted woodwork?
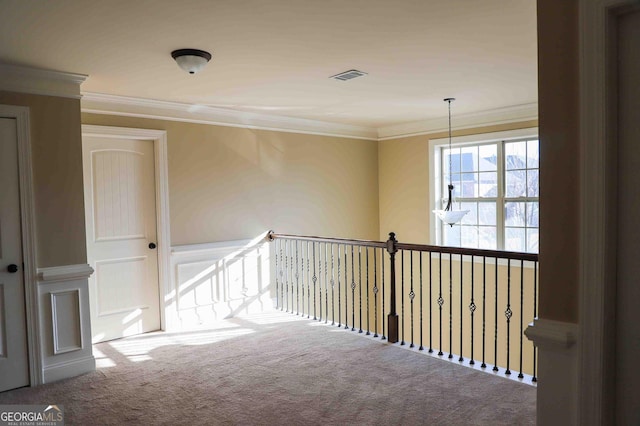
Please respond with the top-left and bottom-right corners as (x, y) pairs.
(525, 318), (579, 425)
(0, 117), (30, 392)
(36, 264), (95, 383)
(615, 9), (640, 424)
(170, 235), (272, 329)
(83, 136), (160, 343)
(578, 1), (639, 423)
(0, 64), (87, 99)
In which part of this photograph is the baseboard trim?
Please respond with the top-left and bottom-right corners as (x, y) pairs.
(42, 355), (96, 384)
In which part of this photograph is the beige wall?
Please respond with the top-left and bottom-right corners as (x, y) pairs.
(81, 113), (380, 245)
(537, 0), (579, 323)
(378, 120), (538, 245)
(0, 91), (86, 268)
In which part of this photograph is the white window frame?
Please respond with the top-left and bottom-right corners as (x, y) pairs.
(429, 127), (539, 250)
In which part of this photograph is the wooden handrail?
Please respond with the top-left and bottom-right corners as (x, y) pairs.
(267, 231), (538, 262)
(267, 232), (386, 249)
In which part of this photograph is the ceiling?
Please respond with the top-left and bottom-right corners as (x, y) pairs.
(0, 0), (537, 131)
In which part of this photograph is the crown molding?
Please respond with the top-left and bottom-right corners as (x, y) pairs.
(377, 102), (539, 140)
(81, 92), (378, 141)
(0, 63), (87, 99)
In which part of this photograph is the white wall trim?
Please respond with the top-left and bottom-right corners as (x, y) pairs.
(525, 318), (578, 351)
(81, 125), (173, 331)
(171, 238), (257, 257)
(526, 318), (579, 425)
(42, 356), (96, 384)
(378, 102), (538, 141)
(81, 92), (378, 141)
(429, 127), (539, 146)
(578, 1), (637, 424)
(0, 104), (42, 385)
(50, 290), (83, 355)
(37, 264), (94, 283)
(0, 63), (87, 99)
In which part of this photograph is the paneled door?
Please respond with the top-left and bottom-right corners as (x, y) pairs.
(0, 117), (30, 392)
(83, 136), (160, 343)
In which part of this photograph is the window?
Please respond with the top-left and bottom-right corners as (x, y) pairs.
(432, 130), (539, 253)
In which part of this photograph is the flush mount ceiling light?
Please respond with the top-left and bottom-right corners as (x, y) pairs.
(433, 98), (469, 227)
(171, 49), (212, 74)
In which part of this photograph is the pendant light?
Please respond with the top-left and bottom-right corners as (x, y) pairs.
(433, 98), (469, 227)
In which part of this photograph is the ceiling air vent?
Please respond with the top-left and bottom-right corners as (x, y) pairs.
(330, 69), (368, 81)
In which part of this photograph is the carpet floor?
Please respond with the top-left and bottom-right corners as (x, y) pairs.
(0, 311), (536, 425)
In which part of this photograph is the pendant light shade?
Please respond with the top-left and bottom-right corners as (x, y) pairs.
(433, 98), (469, 227)
(171, 49), (212, 74)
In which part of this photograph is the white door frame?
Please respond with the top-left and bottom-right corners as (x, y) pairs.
(578, 0), (638, 422)
(81, 125), (172, 331)
(0, 104), (41, 386)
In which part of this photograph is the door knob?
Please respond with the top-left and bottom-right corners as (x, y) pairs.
(7, 264), (18, 273)
(148, 242), (157, 249)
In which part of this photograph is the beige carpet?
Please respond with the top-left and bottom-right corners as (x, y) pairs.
(0, 312), (535, 425)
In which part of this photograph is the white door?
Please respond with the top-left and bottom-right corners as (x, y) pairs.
(0, 117), (30, 392)
(83, 136), (160, 343)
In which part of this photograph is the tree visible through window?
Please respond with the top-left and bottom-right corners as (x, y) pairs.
(439, 138), (539, 253)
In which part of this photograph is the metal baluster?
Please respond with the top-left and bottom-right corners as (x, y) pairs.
(469, 255), (476, 365)
(307, 241), (313, 318)
(518, 259), (524, 379)
(331, 244), (335, 325)
(345, 245), (349, 330)
(419, 252), (424, 351)
(312, 243), (317, 320)
(532, 262), (538, 382)
(505, 258), (512, 375)
(373, 249), (379, 338)
(285, 240), (289, 313)
(337, 244), (342, 327)
(438, 252), (444, 356)
(366, 247), (370, 335)
(275, 239), (280, 310)
(401, 250), (405, 345)
(381, 248), (386, 340)
(459, 254), (463, 362)
(481, 256), (487, 368)
(358, 246), (363, 333)
(449, 253), (453, 359)
(301, 242), (306, 317)
(295, 240), (300, 315)
(409, 250), (415, 348)
(351, 245), (356, 331)
(429, 251), (433, 353)
(493, 256), (499, 372)
(287, 241), (294, 313)
(319, 243), (324, 322)
(325, 243), (329, 324)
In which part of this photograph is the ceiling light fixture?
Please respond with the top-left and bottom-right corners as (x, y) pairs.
(171, 49), (212, 75)
(433, 98), (469, 227)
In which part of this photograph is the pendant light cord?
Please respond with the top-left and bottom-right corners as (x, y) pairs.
(445, 98), (454, 211)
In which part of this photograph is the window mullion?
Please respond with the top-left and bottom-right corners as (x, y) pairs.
(497, 141), (505, 250)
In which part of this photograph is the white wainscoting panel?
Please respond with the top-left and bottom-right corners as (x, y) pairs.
(50, 290), (82, 355)
(37, 264), (95, 383)
(170, 236), (273, 329)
